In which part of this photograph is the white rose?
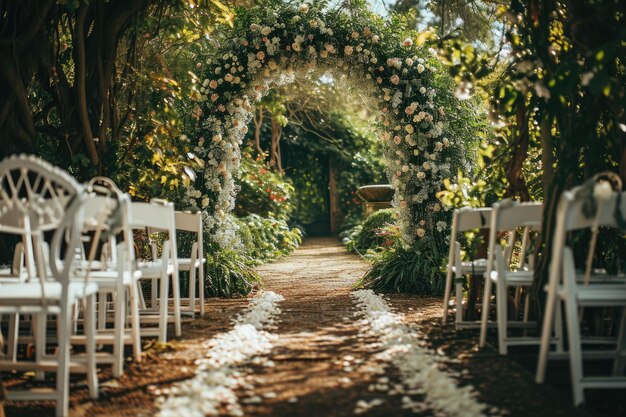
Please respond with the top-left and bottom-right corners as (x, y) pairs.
(594, 181), (613, 200)
(299, 3), (309, 13)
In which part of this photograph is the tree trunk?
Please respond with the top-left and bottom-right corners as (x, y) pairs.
(270, 117), (283, 173)
(328, 157), (343, 235)
(253, 106), (264, 156)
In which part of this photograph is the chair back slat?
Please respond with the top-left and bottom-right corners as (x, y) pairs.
(0, 156), (85, 297)
(493, 201), (543, 232)
(562, 191), (626, 231)
(129, 201), (175, 230)
(174, 211), (202, 233)
(455, 207), (492, 232)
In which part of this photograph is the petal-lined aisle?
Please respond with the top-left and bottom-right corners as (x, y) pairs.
(4, 237), (598, 417)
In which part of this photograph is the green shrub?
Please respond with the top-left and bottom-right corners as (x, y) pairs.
(236, 214), (302, 264)
(205, 248), (262, 297)
(358, 237), (446, 295)
(235, 148), (295, 221)
(344, 209), (397, 254)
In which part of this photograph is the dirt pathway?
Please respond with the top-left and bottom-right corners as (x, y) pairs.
(237, 237), (379, 416)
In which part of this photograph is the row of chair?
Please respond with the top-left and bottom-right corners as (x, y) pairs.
(442, 176), (626, 405)
(0, 155), (206, 416)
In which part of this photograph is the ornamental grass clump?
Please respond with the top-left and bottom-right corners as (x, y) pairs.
(345, 209), (398, 254)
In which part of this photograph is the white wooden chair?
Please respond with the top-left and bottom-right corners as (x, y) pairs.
(129, 200), (181, 342)
(71, 179), (142, 376)
(174, 211), (205, 317)
(0, 155), (98, 417)
(479, 200), (544, 354)
(536, 182), (626, 405)
(442, 207), (492, 327)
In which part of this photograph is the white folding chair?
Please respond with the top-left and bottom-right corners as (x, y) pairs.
(174, 211), (205, 317)
(479, 200), (544, 354)
(536, 183), (626, 405)
(71, 179), (142, 376)
(0, 155), (98, 417)
(442, 207), (492, 327)
(129, 200), (181, 342)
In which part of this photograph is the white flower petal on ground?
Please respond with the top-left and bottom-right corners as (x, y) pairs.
(351, 289), (487, 417)
(156, 291), (284, 417)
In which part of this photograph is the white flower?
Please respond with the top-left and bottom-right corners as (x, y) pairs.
(390, 74), (400, 85)
(405, 124), (414, 134)
(212, 134), (222, 143)
(594, 181), (613, 200)
(261, 26), (271, 36)
(292, 43), (302, 52)
(416, 228), (426, 237)
(299, 3), (309, 13)
(402, 37), (413, 47)
(417, 64), (425, 73)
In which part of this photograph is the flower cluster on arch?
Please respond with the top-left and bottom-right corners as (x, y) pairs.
(184, 2), (458, 248)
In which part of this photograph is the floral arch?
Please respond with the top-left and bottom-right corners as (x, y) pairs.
(184, 1), (468, 272)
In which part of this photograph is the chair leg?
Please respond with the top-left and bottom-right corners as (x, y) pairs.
(199, 265), (205, 317)
(55, 311), (71, 417)
(137, 281), (147, 310)
(97, 291), (107, 331)
(128, 285), (142, 362)
(34, 313), (46, 381)
(84, 294), (99, 399)
(496, 283), (508, 355)
(158, 275), (168, 343)
(612, 307), (626, 376)
(188, 268), (197, 315)
(555, 299), (565, 354)
(454, 277), (464, 324)
(112, 288), (125, 378)
(564, 298), (585, 406)
(151, 278), (158, 311)
(7, 314), (18, 362)
(172, 272), (182, 338)
(537, 293), (559, 384)
(479, 276), (493, 347)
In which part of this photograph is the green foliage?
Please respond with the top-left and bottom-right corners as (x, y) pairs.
(358, 238), (445, 294)
(344, 209), (398, 254)
(235, 214), (302, 264)
(204, 247), (261, 297)
(235, 147), (295, 220)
